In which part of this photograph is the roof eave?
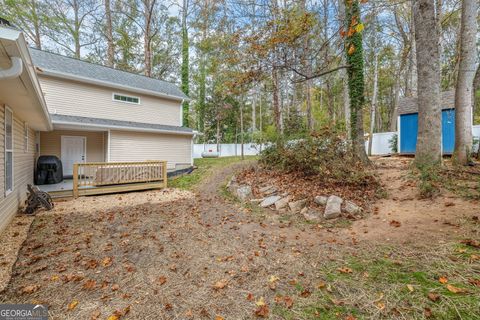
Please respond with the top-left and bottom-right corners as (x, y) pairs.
(52, 119), (195, 136)
(38, 69), (190, 102)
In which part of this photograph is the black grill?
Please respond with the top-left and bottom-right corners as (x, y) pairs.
(35, 156), (63, 185)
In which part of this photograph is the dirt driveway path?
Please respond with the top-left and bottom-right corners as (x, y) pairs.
(1, 159), (479, 319)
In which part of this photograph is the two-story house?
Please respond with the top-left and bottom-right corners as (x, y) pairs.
(31, 49), (194, 175)
(0, 25), (193, 232)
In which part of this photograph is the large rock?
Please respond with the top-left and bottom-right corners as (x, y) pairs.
(288, 199), (308, 213)
(314, 195), (328, 206)
(260, 195), (281, 208)
(344, 201), (362, 214)
(324, 195), (343, 219)
(274, 196), (292, 210)
(259, 185), (277, 195)
(235, 185), (252, 201)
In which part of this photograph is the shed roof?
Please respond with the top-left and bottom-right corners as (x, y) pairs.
(398, 90), (455, 115)
(29, 48), (188, 101)
(51, 114), (194, 135)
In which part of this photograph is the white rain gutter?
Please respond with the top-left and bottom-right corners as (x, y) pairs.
(0, 56), (22, 79)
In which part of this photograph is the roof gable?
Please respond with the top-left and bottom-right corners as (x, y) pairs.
(398, 90), (455, 115)
(29, 48), (188, 101)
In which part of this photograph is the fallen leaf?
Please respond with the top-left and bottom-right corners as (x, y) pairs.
(406, 284), (414, 292)
(427, 292), (440, 302)
(215, 316), (225, 320)
(345, 316), (357, 320)
(256, 297), (266, 306)
(111, 284), (120, 291)
(446, 284), (468, 294)
(21, 285), (40, 294)
(461, 239), (480, 248)
(83, 279), (96, 290)
(213, 279), (228, 290)
(389, 220), (401, 227)
(439, 276), (448, 284)
(106, 316), (119, 320)
(375, 301), (386, 310)
(317, 281), (326, 289)
(300, 289), (311, 297)
(102, 257), (113, 267)
(254, 305), (269, 318)
(158, 276), (167, 285)
(468, 278), (480, 287)
(424, 307), (433, 318)
(337, 267), (353, 274)
(269, 275), (280, 283)
(246, 293), (254, 301)
(67, 300), (79, 311)
(284, 296), (294, 308)
(90, 310), (101, 320)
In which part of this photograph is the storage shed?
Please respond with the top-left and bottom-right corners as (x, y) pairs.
(398, 90), (455, 154)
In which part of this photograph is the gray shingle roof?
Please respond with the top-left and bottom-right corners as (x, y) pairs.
(29, 48), (188, 101)
(51, 114), (194, 134)
(398, 90), (455, 115)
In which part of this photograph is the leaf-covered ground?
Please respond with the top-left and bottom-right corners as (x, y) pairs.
(1, 157), (479, 319)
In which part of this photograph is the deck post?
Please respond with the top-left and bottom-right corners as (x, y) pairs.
(73, 164), (79, 198)
(163, 161), (168, 188)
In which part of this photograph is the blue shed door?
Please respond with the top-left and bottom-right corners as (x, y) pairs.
(442, 109), (455, 154)
(400, 113), (418, 154)
(400, 110), (456, 154)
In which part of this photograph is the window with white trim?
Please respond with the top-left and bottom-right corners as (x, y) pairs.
(113, 93), (140, 104)
(5, 107), (13, 194)
(24, 122), (29, 153)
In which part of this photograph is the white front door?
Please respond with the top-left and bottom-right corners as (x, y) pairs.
(61, 136), (86, 176)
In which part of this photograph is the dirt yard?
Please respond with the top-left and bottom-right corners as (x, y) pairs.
(1, 158), (479, 319)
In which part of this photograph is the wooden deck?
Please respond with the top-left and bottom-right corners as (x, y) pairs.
(37, 161), (167, 199)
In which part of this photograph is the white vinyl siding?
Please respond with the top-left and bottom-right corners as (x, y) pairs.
(39, 76), (182, 126)
(109, 130), (193, 170)
(5, 107), (13, 194)
(0, 105), (37, 233)
(40, 130), (105, 163)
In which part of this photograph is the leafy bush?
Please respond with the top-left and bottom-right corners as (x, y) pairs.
(389, 133), (398, 154)
(259, 130), (376, 186)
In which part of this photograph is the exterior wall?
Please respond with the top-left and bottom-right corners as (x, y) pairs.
(39, 130), (105, 163)
(0, 104), (37, 233)
(109, 130), (192, 170)
(38, 76), (182, 126)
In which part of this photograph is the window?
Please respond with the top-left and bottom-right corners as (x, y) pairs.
(5, 107), (13, 194)
(113, 93), (140, 104)
(24, 122), (29, 153)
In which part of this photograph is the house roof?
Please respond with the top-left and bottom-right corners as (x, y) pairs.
(51, 114), (195, 135)
(0, 26), (52, 130)
(29, 48), (189, 101)
(398, 90), (455, 115)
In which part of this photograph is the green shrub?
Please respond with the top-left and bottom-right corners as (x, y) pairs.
(259, 129), (375, 186)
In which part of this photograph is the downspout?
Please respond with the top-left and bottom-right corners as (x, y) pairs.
(0, 56), (23, 79)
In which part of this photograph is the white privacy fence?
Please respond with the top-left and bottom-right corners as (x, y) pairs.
(194, 125), (480, 158)
(193, 144), (264, 158)
(364, 132), (396, 155)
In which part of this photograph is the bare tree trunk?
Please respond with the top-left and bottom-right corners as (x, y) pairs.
(453, 0), (478, 165)
(73, 0), (81, 58)
(368, 43), (379, 156)
(105, 0), (114, 67)
(272, 68), (282, 142)
(338, 0), (350, 138)
(473, 65), (480, 117)
(251, 87), (257, 132)
(240, 103), (244, 160)
(32, 0), (42, 49)
(143, 0), (156, 77)
(390, 50), (408, 131)
(413, 0), (442, 166)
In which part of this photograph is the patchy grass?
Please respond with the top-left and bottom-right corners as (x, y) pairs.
(273, 245), (480, 320)
(169, 156), (256, 189)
